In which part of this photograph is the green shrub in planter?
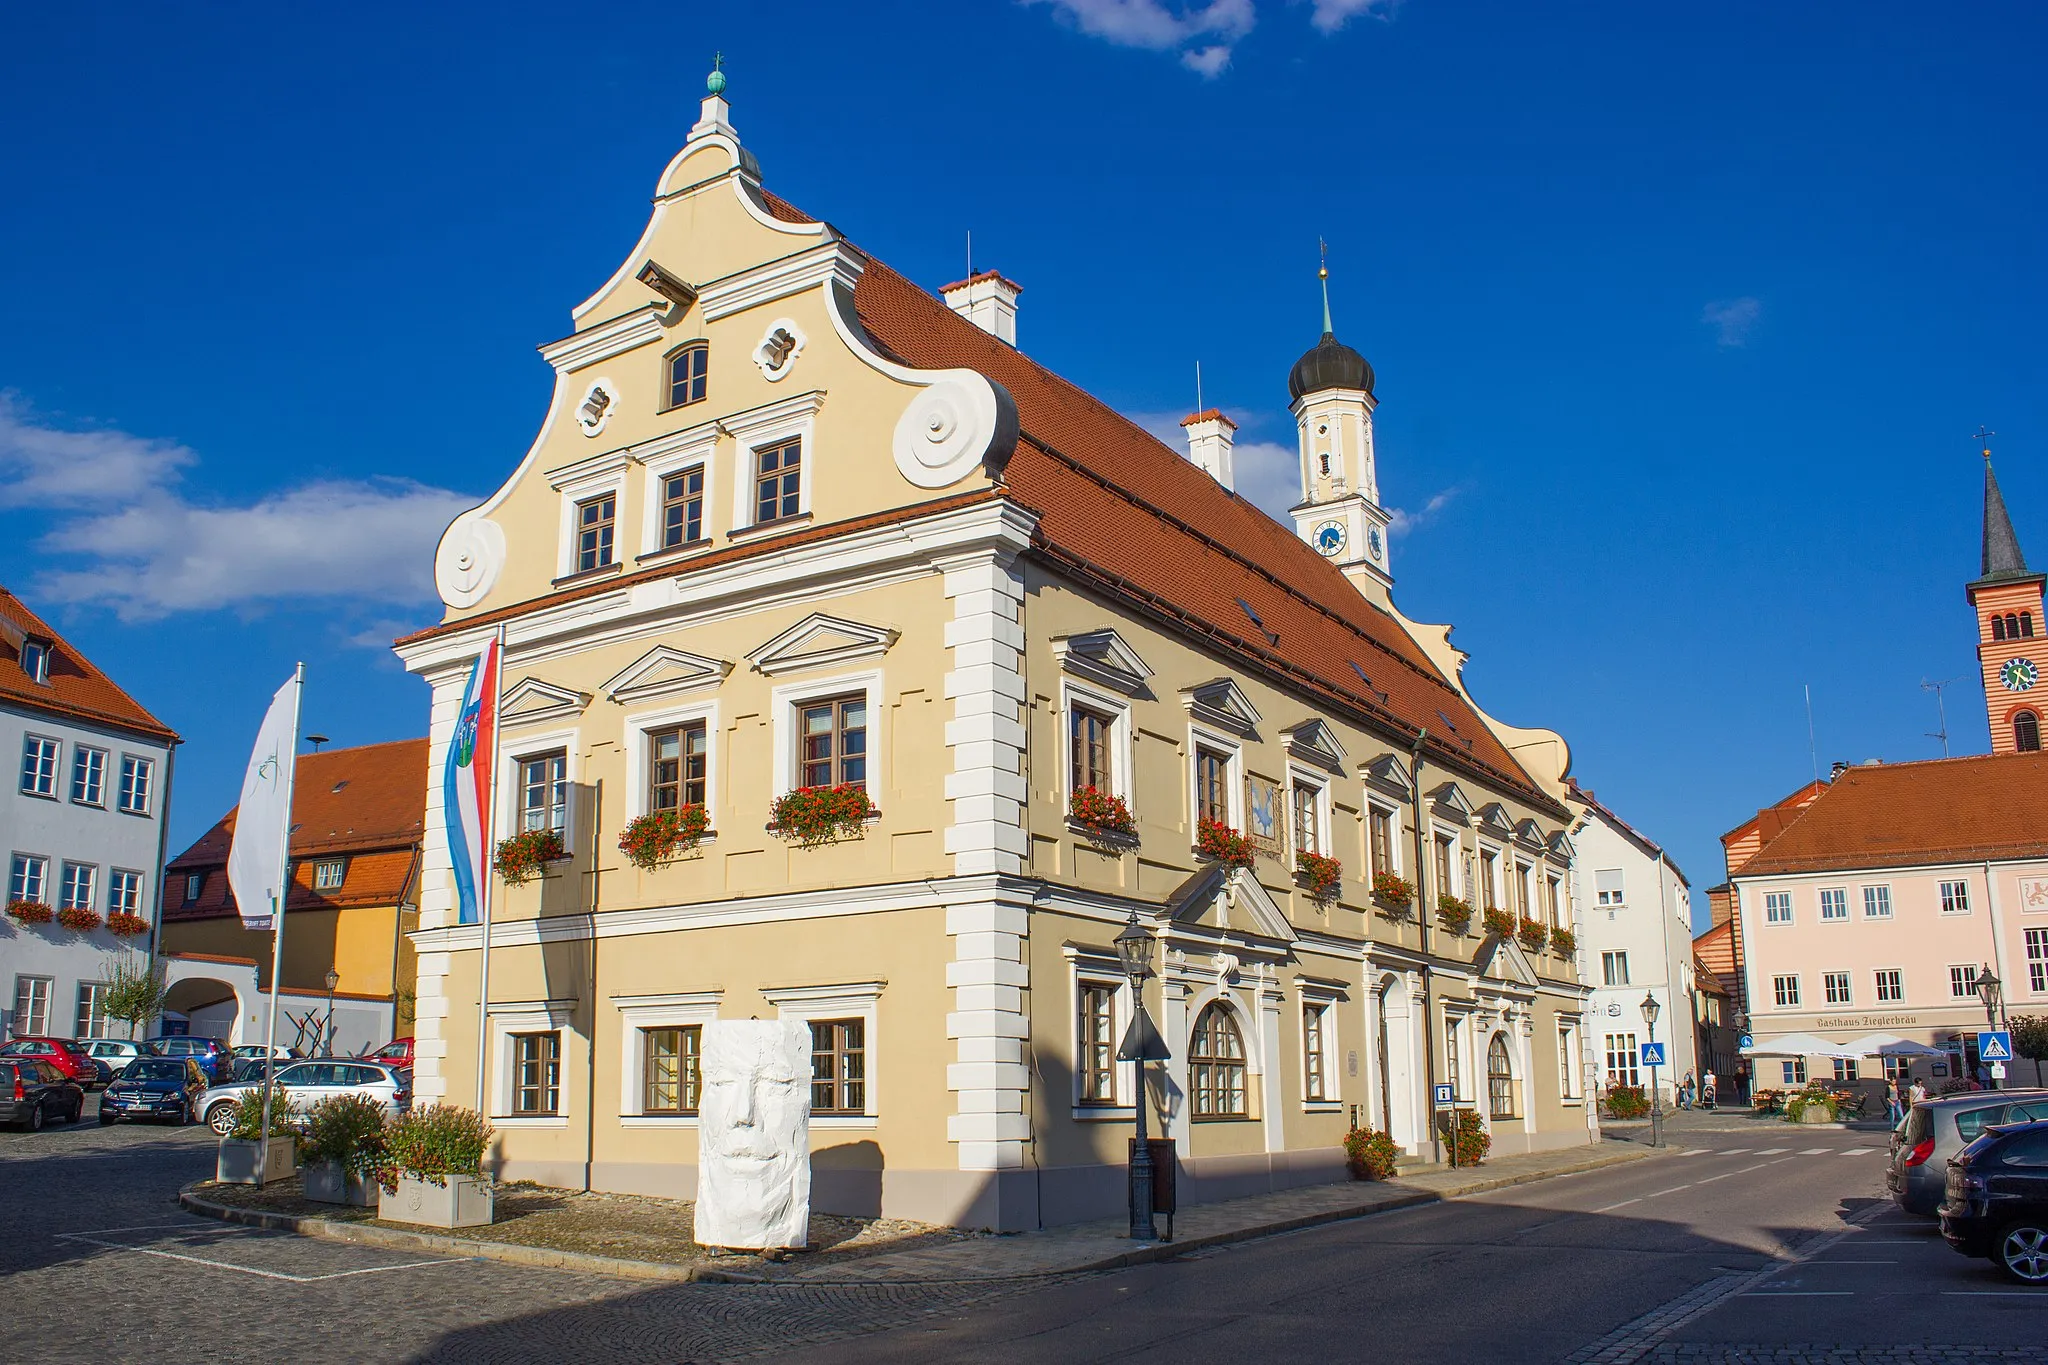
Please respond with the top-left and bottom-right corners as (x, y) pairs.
(1344, 1126), (1400, 1181)
(379, 1104), (494, 1188)
(1603, 1085), (1650, 1120)
(227, 1086), (296, 1142)
(302, 1094), (389, 1175)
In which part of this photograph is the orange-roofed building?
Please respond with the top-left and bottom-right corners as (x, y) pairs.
(158, 739), (424, 1055)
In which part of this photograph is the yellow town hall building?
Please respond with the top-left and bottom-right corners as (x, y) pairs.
(394, 69), (1594, 1229)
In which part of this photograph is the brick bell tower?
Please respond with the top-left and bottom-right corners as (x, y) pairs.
(1967, 435), (2046, 753)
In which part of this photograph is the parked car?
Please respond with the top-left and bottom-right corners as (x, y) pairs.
(199, 1059), (412, 1135)
(81, 1039), (162, 1078)
(148, 1036), (232, 1084)
(99, 1058), (209, 1126)
(361, 1038), (413, 1070)
(0, 1037), (103, 1089)
(1889, 1090), (2048, 1215)
(1940, 1118), (2048, 1283)
(231, 1044), (301, 1065)
(0, 1059), (85, 1130)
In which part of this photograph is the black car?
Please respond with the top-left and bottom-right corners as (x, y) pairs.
(1, 1059), (85, 1131)
(1939, 1118), (2048, 1284)
(99, 1058), (208, 1126)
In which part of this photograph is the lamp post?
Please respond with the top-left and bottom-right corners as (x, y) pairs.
(1641, 990), (1662, 1149)
(1114, 911), (1159, 1242)
(1976, 966), (2007, 1090)
(324, 968), (341, 1056)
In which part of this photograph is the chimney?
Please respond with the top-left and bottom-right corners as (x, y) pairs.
(941, 270), (1022, 347)
(1180, 409), (1237, 490)
(1829, 760), (1849, 781)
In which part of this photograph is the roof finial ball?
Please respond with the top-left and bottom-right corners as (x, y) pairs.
(707, 51), (727, 96)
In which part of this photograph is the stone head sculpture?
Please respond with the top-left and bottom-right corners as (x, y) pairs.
(695, 1018), (812, 1250)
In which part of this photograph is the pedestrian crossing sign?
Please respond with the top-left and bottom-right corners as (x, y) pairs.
(1640, 1042), (1667, 1067)
(1979, 1030), (2013, 1062)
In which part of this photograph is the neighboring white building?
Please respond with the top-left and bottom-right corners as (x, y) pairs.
(1568, 783), (1696, 1103)
(2, 586), (178, 1040)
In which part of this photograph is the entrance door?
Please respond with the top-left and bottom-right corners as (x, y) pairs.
(1376, 985), (1393, 1133)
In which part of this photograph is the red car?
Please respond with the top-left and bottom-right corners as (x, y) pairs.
(362, 1037), (413, 1070)
(0, 1038), (101, 1089)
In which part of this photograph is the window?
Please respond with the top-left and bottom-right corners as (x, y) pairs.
(108, 870), (142, 918)
(1773, 974), (1801, 1007)
(1303, 1003), (1329, 1102)
(1078, 984), (1117, 1104)
(1190, 1004), (1248, 1117)
(75, 983), (109, 1039)
(575, 493), (616, 573)
(1602, 951), (1630, 987)
(1559, 1024), (1581, 1099)
(9, 854), (47, 905)
(1874, 969), (1904, 1003)
(1862, 885), (1893, 919)
(1070, 704), (1113, 797)
(19, 639), (50, 683)
(1545, 875), (1563, 928)
(1782, 1059), (1807, 1085)
(20, 736), (58, 798)
(667, 342), (709, 409)
(1432, 834), (1454, 901)
(12, 976), (51, 1035)
(1487, 1034), (1516, 1120)
(183, 872), (203, 904)
(2030, 929), (2048, 994)
(312, 860), (346, 891)
(650, 722), (709, 810)
(1368, 808), (1395, 878)
(59, 862), (95, 911)
(1194, 747), (1231, 826)
(1513, 863), (1533, 918)
(754, 438), (802, 525)
(2027, 612), (2038, 638)
(642, 1025), (702, 1114)
(1939, 880), (1972, 915)
(810, 1019), (866, 1114)
(2019, 712), (2043, 753)
(800, 697), (866, 790)
(1995, 615), (2007, 641)
(1832, 1058), (1859, 1082)
(1819, 887), (1848, 921)
(1444, 1013), (1463, 1101)
(71, 746), (106, 806)
(661, 467), (705, 549)
(1604, 1032), (1640, 1089)
(1951, 965), (1979, 999)
(1479, 850), (1499, 910)
(1595, 868), (1624, 907)
(1293, 782), (1325, 857)
(1823, 971), (1851, 1005)
(117, 755), (153, 815)
(1764, 891), (1793, 925)
(511, 1032), (561, 1115)
(521, 752), (568, 833)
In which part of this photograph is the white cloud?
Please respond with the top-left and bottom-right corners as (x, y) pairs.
(0, 396), (475, 623)
(1025, 0), (1255, 74)
(1387, 485), (1457, 536)
(1702, 296), (1762, 348)
(1305, 0), (1400, 33)
(1181, 44), (1234, 76)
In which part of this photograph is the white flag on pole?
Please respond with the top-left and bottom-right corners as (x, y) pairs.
(228, 674), (301, 932)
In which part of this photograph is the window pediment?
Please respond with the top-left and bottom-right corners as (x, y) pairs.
(1053, 628), (1153, 696)
(1513, 818), (1547, 853)
(746, 613), (899, 677)
(1182, 678), (1261, 736)
(1361, 752), (1412, 800)
(1283, 718), (1348, 772)
(603, 645), (734, 704)
(501, 677), (591, 727)
(1546, 829), (1575, 865)
(1476, 802), (1517, 840)
(1426, 780), (1474, 823)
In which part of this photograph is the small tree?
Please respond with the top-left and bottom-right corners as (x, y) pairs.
(2012, 1014), (2048, 1088)
(102, 959), (171, 1040)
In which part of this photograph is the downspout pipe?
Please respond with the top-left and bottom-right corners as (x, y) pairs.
(1410, 729), (1441, 1166)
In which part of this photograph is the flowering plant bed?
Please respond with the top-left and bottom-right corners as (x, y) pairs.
(495, 828), (567, 886)
(1548, 925), (1576, 955)
(770, 785), (878, 848)
(106, 912), (151, 937)
(1196, 819), (1256, 870)
(56, 905), (102, 932)
(617, 806), (710, 871)
(5, 899), (54, 925)
(1516, 918), (1548, 952)
(1068, 786), (1136, 841)
(1447, 1107), (1491, 1166)
(1297, 852), (1343, 902)
(1370, 871), (1414, 911)
(1344, 1126), (1400, 1181)
(1603, 1084), (1649, 1119)
(1435, 894), (1472, 934)
(1481, 907), (1516, 939)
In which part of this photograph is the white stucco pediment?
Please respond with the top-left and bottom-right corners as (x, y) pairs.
(603, 645), (734, 704)
(1513, 818), (1547, 853)
(1361, 752), (1413, 800)
(746, 613), (899, 677)
(1426, 780), (1475, 823)
(1053, 629), (1154, 697)
(1284, 718), (1348, 772)
(1182, 678), (1261, 736)
(1476, 802), (1517, 841)
(1475, 933), (1542, 988)
(501, 677), (591, 727)
(1546, 829), (1576, 865)
(1225, 869), (1299, 944)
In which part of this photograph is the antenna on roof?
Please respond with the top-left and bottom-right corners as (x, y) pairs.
(306, 734), (329, 753)
(1921, 676), (1961, 757)
(965, 229), (972, 283)
(1195, 361), (1203, 414)
(1803, 685), (1818, 781)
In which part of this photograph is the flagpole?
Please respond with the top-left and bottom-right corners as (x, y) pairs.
(475, 627), (506, 1113)
(256, 662), (304, 1185)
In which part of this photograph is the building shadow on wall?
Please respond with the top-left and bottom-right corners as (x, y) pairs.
(812, 1139), (883, 1219)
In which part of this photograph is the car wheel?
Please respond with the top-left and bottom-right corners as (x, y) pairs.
(1998, 1224), (2048, 1285)
(206, 1103), (238, 1136)
(98, 1109), (116, 1126)
(27, 1100), (45, 1132)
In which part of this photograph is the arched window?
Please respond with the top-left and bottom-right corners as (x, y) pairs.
(1487, 1033), (1516, 1120)
(1191, 1003), (1248, 1117)
(2025, 612), (2036, 638)
(1993, 615), (2007, 641)
(2017, 711), (2042, 753)
(667, 342), (709, 409)
(2007, 614), (2023, 640)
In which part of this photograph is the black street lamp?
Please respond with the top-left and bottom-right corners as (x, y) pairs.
(324, 968), (341, 1056)
(1640, 990), (1662, 1149)
(1114, 911), (1159, 1242)
(1976, 966), (2007, 1090)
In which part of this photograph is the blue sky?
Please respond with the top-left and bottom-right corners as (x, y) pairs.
(3, 2), (2042, 920)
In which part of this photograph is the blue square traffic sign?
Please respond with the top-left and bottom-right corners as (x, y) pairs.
(1979, 1030), (2014, 1063)
(1639, 1042), (1667, 1067)
(1432, 1082), (1455, 1106)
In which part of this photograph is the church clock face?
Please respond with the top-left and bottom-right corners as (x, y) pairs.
(2002, 657), (2039, 692)
(1367, 526), (1384, 561)
(1313, 521), (1346, 557)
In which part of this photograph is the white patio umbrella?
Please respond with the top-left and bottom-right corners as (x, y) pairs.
(1846, 1033), (1947, 1058)
(1739, 1031), (1865, 1060)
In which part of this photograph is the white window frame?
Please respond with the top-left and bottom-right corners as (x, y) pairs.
(1950, 964), (1979, 999)
(19, 639), (49, 684)
(636, 428), (719, 558)
(1823, 971), (1851, 1006)
(1594, 868), (1625, 907)
(486, 1001), (576, 1127)
(1557, 1017), (1583, 1101)
(76, 981), (110, 1039)
(1067, 952), (1135, 1118)
(13, 975), (52, 1036)
(70, 745), (106, 807)
(1862, 884), (1894, 920)
(1818, 887), (1848, 922)
(1764, 890), (1793, 925)
(551, 457), (630, 581)
(311, 859), (346, 892)
(1602, 951), (1630, 987)
(1939, 880), (1972, 916)
(1299, 983), (1344, 1111)
(1444, 1007), (1474, 1104)
(116, 754), (154, 815)
(726, 392), (823, 534)
(1782, 1058), (1807, 1085)
(1603, 1031), (1641, 1090)
(1874, 968), (1905, 1003)
(771, 671), (882, 802)
(1059, 678), (1133, 806)
(108, 869), (143, 918)
(59, 861), (97, 911)
(500, 728), (584, 849)
(1427, 822), (1462, 901)
(1367, 802), (1403, 878)
(20, 735), (59, 799)
(1476, 845), (1502, 909)
(9, 853), (48, 904)
(1187, 725), (1244, 830)
(1773, 974), (1801, 1008)
(613, 990), (723, 1125)
(2028, 928), (2048, 995)
(761, 981), (884, 1128)
(1291, 767), (1334, 866)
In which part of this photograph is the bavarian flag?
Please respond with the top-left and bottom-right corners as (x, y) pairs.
(444, 636), (500, 926)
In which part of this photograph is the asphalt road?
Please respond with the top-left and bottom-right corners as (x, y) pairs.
(4, 1101), (2042, 1364)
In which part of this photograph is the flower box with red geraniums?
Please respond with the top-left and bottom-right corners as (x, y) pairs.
(1435, 894), (1473, 935)
(56, 906), (102, 932)
(1068, 786), (1137, 841)
(1517, 917), (1548, 953)
(1370, 871), (1414, 916)
(5, 900), (54, 925)
(1481, 907), (1516, 939)
(769, 785), (878, 849)
(1549, 925), (1577, 956)
(1195, 819), (1256, 871)
(1344, 1126), (1400, 1181)
(106, 912), (151, 937)
(1448, 1107), (1492, 1166)
(1297, 852), (1343, 903)
(494, 828), (567, 887)
(617, 806), (711, 871)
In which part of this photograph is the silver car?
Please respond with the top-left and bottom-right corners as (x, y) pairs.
(1888, 1089), (2048, 1214)
(199, 1059), (412, 1135)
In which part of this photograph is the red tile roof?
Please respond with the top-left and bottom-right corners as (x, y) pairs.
(0, 585), (177, 743)
(1181, 409), (1237, 429)
(1738, 752), (2048, 876)
(940, 269), (1022, 295)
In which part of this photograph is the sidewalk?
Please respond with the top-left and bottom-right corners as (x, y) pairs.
(1600, 1106), (1895, 1142)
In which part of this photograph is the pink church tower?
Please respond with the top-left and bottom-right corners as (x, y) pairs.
(1967, 439), (2046, 753)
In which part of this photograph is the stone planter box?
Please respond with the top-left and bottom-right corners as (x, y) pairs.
(302, 1160), (379, 1206)
(217, 1136), (296, 1185)
(1796, 1104), (1837, 1125)
(378, 1174), (494, 1228)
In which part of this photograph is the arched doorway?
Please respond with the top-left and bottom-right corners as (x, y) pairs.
(1487, 1033), (1517, 1120)
(1374, 976), (1416, 1146)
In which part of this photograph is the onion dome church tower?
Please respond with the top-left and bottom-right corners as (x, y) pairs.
(1969, 438), (2046, 753)
(1289, 258), (1394, 605)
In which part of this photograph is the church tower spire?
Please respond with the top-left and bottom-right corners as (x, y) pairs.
(1966, 431), (2046, 754)
(1288, 248), (1394, 603)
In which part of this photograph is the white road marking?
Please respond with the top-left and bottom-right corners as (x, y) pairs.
(65, 1221), (241, 1236)
(56, 1232), (468, 1283)
(1648, 1185), (1694, 1198)
(1804, 1259), (1897, 1265)
(1718, 1148), (1750, 1155)
(1797, 1147), (1833, 1156)
(1841, 1148), (1879, 1155)
(1941, 1291), (2048, 1297)
(1694, 1172), (1736, 1185)
(1755, 1147), (1789, 1155)
(1675, 1149), (1713, 1158)
(1592, 1198), (1642, 1213)
(1742, 1290), (1854, 1297)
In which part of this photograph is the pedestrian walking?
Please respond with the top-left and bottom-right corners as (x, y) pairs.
(1886, 1077), (1904, 1126)
(1909, 1076), (1929, 1108)
(1678, 1071), (1695, 1110)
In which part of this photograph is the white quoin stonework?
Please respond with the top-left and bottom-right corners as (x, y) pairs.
(409, 663), (474, 1105)
(942, 552), (1028, 877)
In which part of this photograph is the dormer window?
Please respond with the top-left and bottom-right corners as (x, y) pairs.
(667, 343), (709, 409)
(313, 859), (347, 891)
(20, 639), (49, 684)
